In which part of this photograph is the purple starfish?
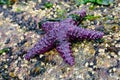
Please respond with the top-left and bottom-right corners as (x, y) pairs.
(25, 10), (104, 66)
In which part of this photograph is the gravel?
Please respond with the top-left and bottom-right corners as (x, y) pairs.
(0, 0), (120, 80)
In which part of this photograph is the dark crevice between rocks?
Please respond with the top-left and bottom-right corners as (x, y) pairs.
(16, 48), (26, 58)
(29, 55), (56, 77)
(29, 61), (46, 77)
(17, 39), (27, 47)
(1, 7), (44, 34)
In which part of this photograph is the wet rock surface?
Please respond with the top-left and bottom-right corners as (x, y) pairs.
(0, 0), (120, 80)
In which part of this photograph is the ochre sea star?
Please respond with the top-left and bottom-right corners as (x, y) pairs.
(25, 10), (104, 66)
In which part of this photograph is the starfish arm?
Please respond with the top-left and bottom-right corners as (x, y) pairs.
(25, 31), (56, 60)
(68, 26), (104, 40)
(56, 41), (74, 66)
(41, 21), (59, 32)
(75, 9), (86, 20)
(61, 10), (86, 25)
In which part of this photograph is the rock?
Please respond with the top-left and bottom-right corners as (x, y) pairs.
(9, 72), (16, 78)
(16, 48), (26, 57)
(30, 61), (46, 77)
(96, 68), (109, 80)
(3, 9), (10, 18)
(35, 29), (45, 35)
(0, 5), (3, 13)
(118, 22), (120, 26)
(1, 72), (11, 80)
(106, 46), (119, 53)
(93, 20), (97, 25)
(5, 38), (10, 44)
(95, 25), (105, 32)
(116, 40), (120, 43)
(35, 3), (45, 10)
(48, 60), (56, 66)
(17, 39), (27, 47)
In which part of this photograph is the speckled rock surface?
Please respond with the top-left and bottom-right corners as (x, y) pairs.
(0, 0), (120, 80)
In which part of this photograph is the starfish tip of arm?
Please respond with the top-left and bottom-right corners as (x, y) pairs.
(24, 54), (30, 61)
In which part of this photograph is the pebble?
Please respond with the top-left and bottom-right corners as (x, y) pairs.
(74, 48), (79, 52)
(85, 62), (89, 67)
(17, 39), (27, 47)
(112, 68), (116, 72)
(118, 51), (120, 56)
(107, 55), (111, 59)
(35, 29), (45, 35)
(9, 72), (16, 78)
(48, 60), (56, 66)
(110, 52), (116, 57)
(89, 62), (94, 66)
(105, 43), (109, 47)
(4, 65), (8, 68)
(35, 3), (45, 10)
(4, 38), (10, 44)
(95, 25), (105, 32)
(118, 22), (120, 26)
(16, 49), (26, 56)
(0, 0), (120, 80)
(118, 3), (120, 6)
(93, 20), (97, 25)
(1, 72), (11, 80)
(30, 63), (46, 77)
(98, 49), (105, 53)
(115, 44), (120, 47)
(2, 52), (6, 55)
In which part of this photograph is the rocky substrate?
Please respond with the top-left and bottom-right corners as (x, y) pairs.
(0, 0), (120, 80)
